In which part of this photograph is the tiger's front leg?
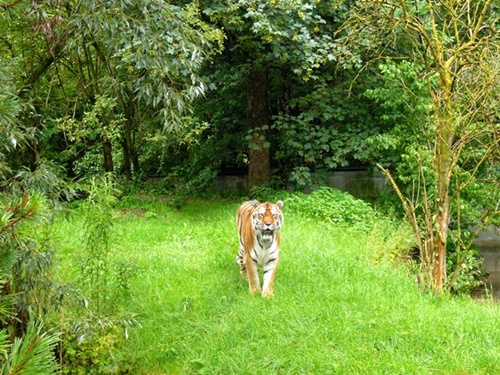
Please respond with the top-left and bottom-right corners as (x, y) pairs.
(262, 257), (279, 297)
(243, 253), (261, 294)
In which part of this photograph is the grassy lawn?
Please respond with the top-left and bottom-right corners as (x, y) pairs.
(55, 195), (500, 374)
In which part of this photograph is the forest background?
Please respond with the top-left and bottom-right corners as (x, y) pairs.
(0, 0), (499, 373)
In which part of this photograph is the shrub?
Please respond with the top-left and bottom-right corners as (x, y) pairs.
(286, 187), (376, 228)
(446, 245), (489, 295)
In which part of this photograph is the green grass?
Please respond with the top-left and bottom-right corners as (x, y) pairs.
(54, 196), (500, 374)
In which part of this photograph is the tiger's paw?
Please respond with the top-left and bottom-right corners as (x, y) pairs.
(249, 286), (262, 295)
(262, 289), (274, 298)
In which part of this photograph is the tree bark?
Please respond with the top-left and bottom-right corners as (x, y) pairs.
(118, 97), (140, 179)
(102, 140), (114, 173)
(121, 118), (134, 179)
(247, 68), (271, 189)
(431, 70), (455, 291)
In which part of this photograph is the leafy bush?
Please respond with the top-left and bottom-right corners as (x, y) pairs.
(369, 219), (418, 265)
(446, 245), (489, 295)
(54, 95), (124, 178)
(272, 78), (384, 189)
(165, 165), (218, 197)
(61, 317), (133, 375)
(286, 187), (376, 227)
(14, 158), (78, 209)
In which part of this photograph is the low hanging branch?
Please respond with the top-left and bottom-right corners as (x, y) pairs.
(376, 164), (422, 252)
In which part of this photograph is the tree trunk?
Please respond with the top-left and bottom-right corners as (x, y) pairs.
(433, 133), (451, 290)
(94, 41), (140, 180)
(247, 68), (271, 189)
(431, 69), (455, 291)
(121, 121), (134, 179)
(433, 132), (452, 290)
(102, 140), (114, 173)
(121, 137), (132, 180)
(121, 105), (140, 180)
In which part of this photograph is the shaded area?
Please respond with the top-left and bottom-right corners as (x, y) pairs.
(480, 244), (500, 299)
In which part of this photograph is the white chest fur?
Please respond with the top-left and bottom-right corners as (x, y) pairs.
(251, 232), (279, 267)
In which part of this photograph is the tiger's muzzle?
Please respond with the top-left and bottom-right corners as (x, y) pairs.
(260, 225), (278, 240)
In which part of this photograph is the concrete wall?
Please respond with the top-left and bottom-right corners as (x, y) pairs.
(472, 225), (500, 248)
(215, 169), (387, 199)
(325, 170), (387, 200)
(214, 175), (248, 194)
(214, 172), (499, 245)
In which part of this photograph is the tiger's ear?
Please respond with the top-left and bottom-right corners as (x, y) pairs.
(276, 200), (283, 210)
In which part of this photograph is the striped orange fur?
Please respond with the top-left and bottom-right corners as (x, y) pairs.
(236, 200), (284, 297)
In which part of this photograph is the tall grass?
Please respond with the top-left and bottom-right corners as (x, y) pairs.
(55, 195), (500, 374)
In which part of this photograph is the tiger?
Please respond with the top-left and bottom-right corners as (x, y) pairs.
(236, 200), (284, 297)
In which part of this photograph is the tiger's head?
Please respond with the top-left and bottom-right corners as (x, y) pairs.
(251, 201), (284, 241)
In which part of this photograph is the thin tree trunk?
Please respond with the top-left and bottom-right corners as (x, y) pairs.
(102, 140), (114, 173)
(431, 69), (455, 291)
(433, 136), (451, 291)
(18, 41), (64, 98)
(122, 113), (140, 179)
(121, 124), (132, 180)
(247, 67), (271, 189)
(92, 41), (140, 179)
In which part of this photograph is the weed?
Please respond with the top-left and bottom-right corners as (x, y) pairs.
(58, 175), (138, 374)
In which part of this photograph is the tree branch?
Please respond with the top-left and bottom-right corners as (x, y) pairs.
(0, 0), (21, 9)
